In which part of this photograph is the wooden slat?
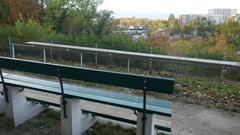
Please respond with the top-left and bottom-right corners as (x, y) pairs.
(1, 75), (172, 117)
(0, 57), (174, 94)
(4, 74), (173, 109)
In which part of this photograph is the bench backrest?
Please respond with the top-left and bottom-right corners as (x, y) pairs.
(0, 57), (174, 94)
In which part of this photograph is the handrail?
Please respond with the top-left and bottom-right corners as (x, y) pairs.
(25, 41), (240, 68)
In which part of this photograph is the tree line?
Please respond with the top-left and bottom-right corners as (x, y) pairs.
(0, 0), (239, 62)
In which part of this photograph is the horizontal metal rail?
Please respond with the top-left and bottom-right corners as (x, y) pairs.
(11, 43), (34, 48)
(25, 41), (240, 68)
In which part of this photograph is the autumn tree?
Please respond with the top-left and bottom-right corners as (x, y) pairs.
(0, 0), (41, 24)
(113, 18), (151, 28)
(0, 0), (9, 24)
(148, 19), (168, 34)
(21, 0), (42, 20)
(219, 20), (240, 47)
(167, 14), (180, 35)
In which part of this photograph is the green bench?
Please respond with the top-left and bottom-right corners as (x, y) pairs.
(0, 57), (174, 135)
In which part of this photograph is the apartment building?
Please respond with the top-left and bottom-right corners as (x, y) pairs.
(208, 8), (237, 22)
(179, 9), (238, 25)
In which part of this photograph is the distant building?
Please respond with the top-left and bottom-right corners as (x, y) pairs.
(234, 14), (240, 22)
(114, 25), (148, 40)
(179, 14), (207, 25)
(208, 9), (237, 23)
(207, 15), (225, 25)
(179, 9), (238, 25)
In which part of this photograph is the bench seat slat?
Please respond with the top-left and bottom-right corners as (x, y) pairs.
(4, 74), (172, 109)
(1, 75), (172, 117)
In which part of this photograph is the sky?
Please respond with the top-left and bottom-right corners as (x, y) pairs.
(98, 0), (240, 19)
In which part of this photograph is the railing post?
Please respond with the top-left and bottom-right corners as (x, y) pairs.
(149, 59), (152, 71)
(8, 37), (12, 57)
(95, 43), (98, 66)
(12, 44), (15, 59)
(127, 58), (130, 73)
(220, 66), (226, 79)
(43, 49), (46, 63)
(50, 40), (53, 58)
(80, 52), (83, 67)
(110, 53), (113, 65)
(149, 47), (153, 72)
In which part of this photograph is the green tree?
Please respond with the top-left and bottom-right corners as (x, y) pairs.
(44, 0), (71, 32)
(44, 0), (105, 36)
(95, 10), (113, 35)
(168, 14), (180, 35)
(0, 0), (9, 24)
(189, 17), (212, 37)
(196, 17), (211, 37)
(219, 20), (240, 47)
(180, 25), (194, 35)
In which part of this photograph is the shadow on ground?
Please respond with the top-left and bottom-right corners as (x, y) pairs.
(0, 109), (148, 135)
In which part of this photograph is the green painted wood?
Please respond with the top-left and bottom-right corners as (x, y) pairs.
(1, 76), (172, 117)
(0, 57), (174, 94)
(26, 97), (137, 124)
(155, 125), (171, 133)
(4, 74), (172, 109)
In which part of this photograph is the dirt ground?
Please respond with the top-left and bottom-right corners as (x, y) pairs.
(28, 91), (240, 135)
(0, 90), (240, 135)
(172, 103), (240, 135)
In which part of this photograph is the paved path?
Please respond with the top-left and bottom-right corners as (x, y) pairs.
(172, 103), (240, 135)
(26, 90), (240, 135)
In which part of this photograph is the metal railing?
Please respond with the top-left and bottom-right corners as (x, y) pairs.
(7, 40), (240, 79)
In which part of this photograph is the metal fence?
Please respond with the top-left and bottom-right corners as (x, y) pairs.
(7, 40), (240, 79)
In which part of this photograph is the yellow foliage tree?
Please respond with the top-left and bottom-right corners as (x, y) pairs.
(208, 35), (240, 61)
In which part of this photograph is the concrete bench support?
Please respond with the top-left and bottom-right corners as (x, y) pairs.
(61, 98), (96, 135)
(0, 84), (4, 114)
(0, 94), (4, 114)
(136, 113), (155, 135)
(4, 86), (46, 126)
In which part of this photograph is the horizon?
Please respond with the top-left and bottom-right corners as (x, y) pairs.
(98, 0), (240, 19)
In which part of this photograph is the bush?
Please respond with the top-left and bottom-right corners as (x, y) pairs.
(0, 25), (15, 49)
(14, 19), (52, 42)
